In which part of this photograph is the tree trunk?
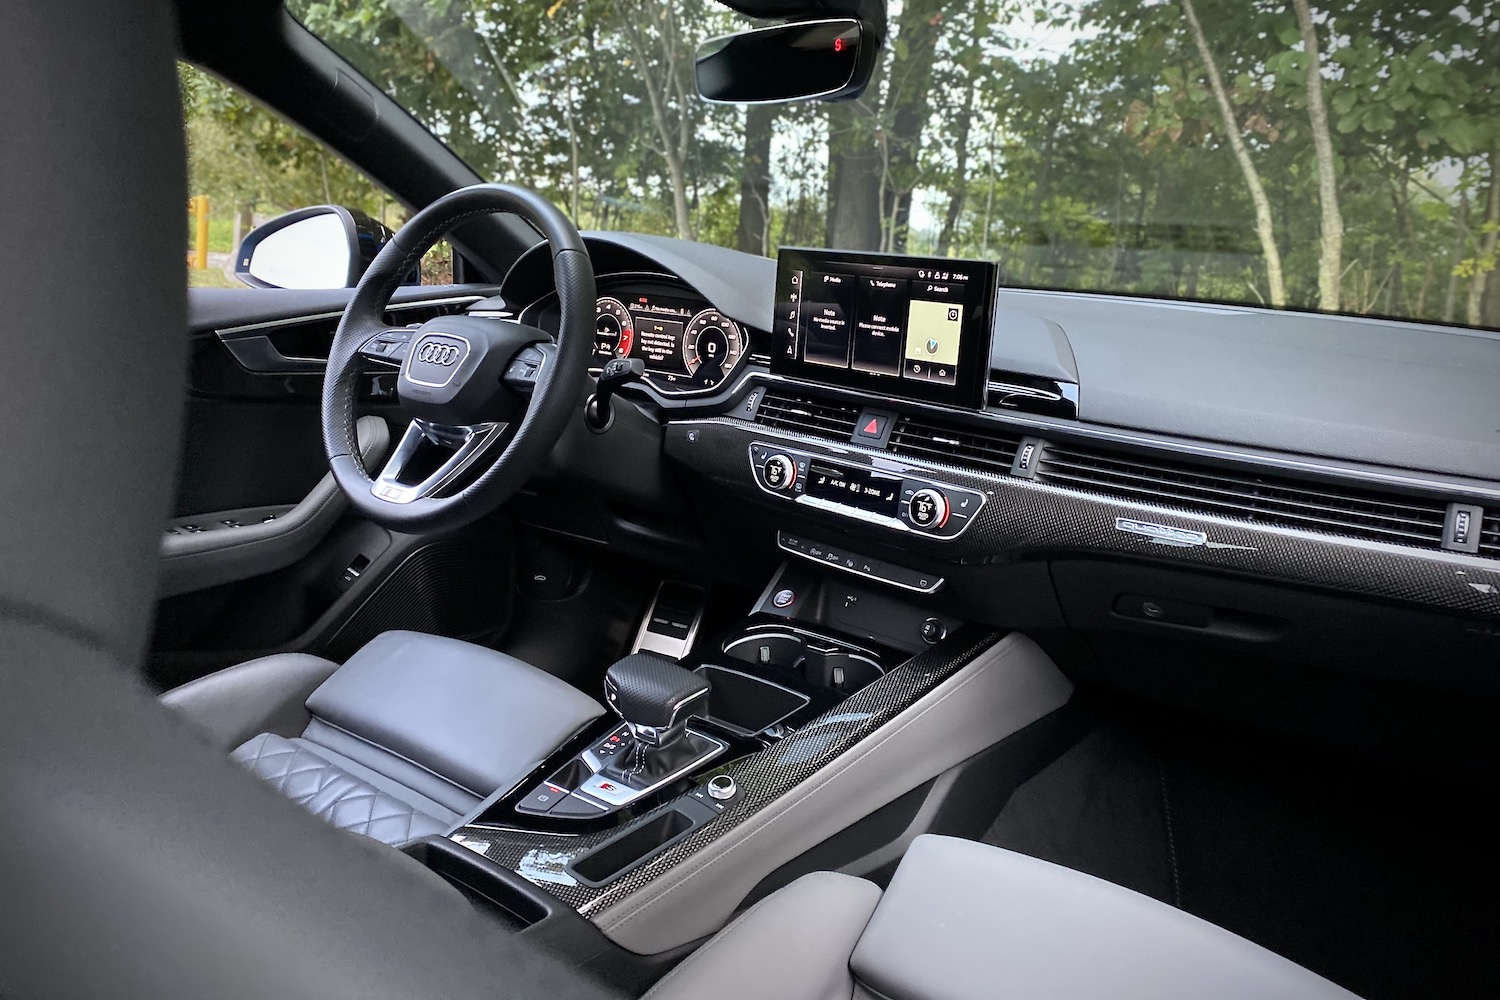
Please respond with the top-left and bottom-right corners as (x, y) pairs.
(826, 99), (883, 250)
(1466, 150), (1500, 326)
(1180, 0), (1287, 306)
(1021, 121), (1059, 285)
(1443, 188), (1471, 323)
(736, 104), (775, 255)
(1292, 0), (1343, 312)
(618, 2), (694, 240)
(935, 83), (976, 256)
(880, 0), (950, 252)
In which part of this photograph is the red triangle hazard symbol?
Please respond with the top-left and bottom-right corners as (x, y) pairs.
(863, 417), (880, 435)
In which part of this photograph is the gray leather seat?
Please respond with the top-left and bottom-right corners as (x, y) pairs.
(162, 630), (604, 846)
(646, 834), (1362, 1000)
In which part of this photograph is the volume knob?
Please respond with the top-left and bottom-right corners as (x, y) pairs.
(908, 488), (950, 530)
(762, 453), (797, 492)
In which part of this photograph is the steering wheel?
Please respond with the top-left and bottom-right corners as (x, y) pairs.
(321, 184), (595, 533)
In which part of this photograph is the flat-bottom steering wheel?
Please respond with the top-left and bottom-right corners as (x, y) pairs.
(321, 184), (595, 533)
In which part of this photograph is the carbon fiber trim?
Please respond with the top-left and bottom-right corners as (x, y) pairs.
(663, 417), (1500, 620)
(450, 626), (1004, 912)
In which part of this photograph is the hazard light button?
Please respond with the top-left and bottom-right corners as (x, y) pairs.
(851, 408), (896, 448)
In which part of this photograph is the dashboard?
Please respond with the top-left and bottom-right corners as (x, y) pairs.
(497, 234), (1500, 650)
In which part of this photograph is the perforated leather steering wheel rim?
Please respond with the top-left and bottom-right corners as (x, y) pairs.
(321, 184), (595, 534)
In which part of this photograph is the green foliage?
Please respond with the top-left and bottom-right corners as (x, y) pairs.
(185, 0), (1497, 325)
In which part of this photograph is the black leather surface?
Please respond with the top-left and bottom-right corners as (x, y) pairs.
(604, 652), (710, 729)
(161, 651), (339, 751)
(235, 733), (455, 846)
(304, 630), (605, 798)
(0, 4), (616, 995)
(157, 414), (390, 598)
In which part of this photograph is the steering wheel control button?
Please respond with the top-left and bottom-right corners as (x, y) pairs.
(763, 453), (797, 491)
(772, 588), (796, 609)
(908, 488), (950, 530)
(515, 782), (569, 816)
(920, 618), (947, 645)
(707, 774), (738, 800)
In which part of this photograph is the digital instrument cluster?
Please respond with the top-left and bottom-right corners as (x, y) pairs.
(592, 291), (747, 393)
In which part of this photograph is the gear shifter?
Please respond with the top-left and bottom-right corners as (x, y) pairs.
(600, 653), (714, 786)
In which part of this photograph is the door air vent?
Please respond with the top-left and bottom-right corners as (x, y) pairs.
(1034, 443), (1457, 550)
(887, 415), (1022, 476)
(753, 392), (861, 439)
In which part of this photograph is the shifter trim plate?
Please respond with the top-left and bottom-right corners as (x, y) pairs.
(575, 724), (728, 811)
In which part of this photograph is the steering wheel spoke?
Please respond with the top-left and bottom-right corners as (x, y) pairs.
(356, 327), (419, 366)
(501, 341), (556, 395)
(370, 419), (509, 504)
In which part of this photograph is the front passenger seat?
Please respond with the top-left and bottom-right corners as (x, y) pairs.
(162, 631), (604, 845)
(646, 835), (1362, 1000)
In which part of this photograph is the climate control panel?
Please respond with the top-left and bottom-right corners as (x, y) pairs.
(748, 442), (986, 540)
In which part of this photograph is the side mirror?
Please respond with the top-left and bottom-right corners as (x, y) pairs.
(234, 205), (395, 289)
(695, 18), (880, 104)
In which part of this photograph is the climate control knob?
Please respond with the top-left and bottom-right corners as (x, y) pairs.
(908, 488), (950, 530)
(762, 453), (797, 492)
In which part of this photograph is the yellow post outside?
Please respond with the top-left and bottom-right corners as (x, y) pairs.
(190, 195), (210, 270)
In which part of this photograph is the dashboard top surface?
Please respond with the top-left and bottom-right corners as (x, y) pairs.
(497, 232), (1499, 484)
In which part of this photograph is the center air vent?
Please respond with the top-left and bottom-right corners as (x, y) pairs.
(1035, 442), (1454, 550)
(888, 415), (1021, 476)
(754, 392), (860, 438)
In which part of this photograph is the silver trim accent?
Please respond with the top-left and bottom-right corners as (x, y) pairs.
(722, 624), (882, 663)
(213, 295), (485, 337)
(775, 535), (945, 594)
(370, 419), (506, 504)
(631, 581), (706, 659)
(402, 332), (471, 388)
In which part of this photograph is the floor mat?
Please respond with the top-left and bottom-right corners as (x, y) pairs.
(983, 701), (1499, 1000)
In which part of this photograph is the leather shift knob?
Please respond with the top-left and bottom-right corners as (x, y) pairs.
(604, 653), (709, 746)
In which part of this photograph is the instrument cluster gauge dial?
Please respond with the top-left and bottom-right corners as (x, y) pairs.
(682, 309), (745, 388)
(594, 297), (634, 360)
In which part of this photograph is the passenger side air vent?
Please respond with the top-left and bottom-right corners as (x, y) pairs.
(1034, 443), (1454, 550)
(1483, 512), (1500, 558)
(887, 415), (1022, 476)
(754, 392), (861, 439)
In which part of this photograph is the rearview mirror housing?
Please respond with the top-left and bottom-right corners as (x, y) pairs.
(234, 205), (395, 290)
(695, 18), (881, 104)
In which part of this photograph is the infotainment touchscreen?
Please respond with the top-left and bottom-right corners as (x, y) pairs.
(772, 248), (998, 409)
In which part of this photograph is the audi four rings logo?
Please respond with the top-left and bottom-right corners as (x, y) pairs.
(417, 341), (462, 366)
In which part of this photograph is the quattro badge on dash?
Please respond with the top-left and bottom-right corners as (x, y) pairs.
(1115, 517), (1257, 551)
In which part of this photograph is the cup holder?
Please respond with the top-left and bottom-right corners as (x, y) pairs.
(721, 626), (884, 698)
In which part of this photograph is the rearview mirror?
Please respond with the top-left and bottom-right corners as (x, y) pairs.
(695, 18), (878, 104)
(234, 205), (394, 289)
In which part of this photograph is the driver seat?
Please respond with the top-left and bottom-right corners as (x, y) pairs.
(161, 630), (604, 846)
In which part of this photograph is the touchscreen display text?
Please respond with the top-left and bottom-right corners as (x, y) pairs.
(773, 249), (997, 408)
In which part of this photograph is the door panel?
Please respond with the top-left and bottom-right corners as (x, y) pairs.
(149, 285), (510, 689)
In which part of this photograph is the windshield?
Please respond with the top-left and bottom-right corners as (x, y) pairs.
(289, 0), (1500, 329)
